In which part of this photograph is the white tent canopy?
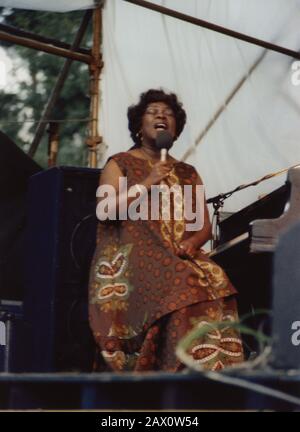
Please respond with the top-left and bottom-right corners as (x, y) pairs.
(100, 0), (300, 213)
(2, 0), (300, 214)
(0, 0), (96, 12)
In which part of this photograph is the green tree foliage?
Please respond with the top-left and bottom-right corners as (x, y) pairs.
(0, 8), (92, 167)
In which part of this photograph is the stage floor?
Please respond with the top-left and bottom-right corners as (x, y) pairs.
(0, 369), (299, 410)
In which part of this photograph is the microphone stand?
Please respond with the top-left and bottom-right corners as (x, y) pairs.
(206, 163), (300, 248)
(208, 192), (232, 249)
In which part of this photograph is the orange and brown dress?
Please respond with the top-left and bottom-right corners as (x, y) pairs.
(89, 152), (244, 372)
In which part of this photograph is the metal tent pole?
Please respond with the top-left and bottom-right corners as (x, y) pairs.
(86, 5), (104, 168)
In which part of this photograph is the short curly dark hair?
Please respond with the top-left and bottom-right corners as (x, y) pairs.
(127, 89), (187, 146)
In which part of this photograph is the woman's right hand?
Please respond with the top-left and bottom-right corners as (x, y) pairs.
(143, 161), (174, 187)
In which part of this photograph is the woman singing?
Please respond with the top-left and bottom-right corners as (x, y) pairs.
(89, 89), (244, 372)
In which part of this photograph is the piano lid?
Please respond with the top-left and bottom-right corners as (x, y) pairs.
(218, 182), (290, 246)
(250, 166), (300, 252)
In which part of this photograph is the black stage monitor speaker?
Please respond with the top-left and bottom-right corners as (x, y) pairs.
(24, 166), (100, 372)
(271, 221), (300, 369)
(0, 131), (42, 300)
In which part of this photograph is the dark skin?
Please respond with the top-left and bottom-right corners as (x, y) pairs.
(98, 101), (212, 258)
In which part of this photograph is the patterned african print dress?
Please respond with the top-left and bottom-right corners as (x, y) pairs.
(89, 152), (244, 372)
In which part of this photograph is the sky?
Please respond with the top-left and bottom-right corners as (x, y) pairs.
(0, 47), (9, 89)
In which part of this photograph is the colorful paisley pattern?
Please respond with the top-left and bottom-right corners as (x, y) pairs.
(89, 152), (244, 371)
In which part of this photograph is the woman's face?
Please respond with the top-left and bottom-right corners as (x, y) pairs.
(140, 101), (177, 144)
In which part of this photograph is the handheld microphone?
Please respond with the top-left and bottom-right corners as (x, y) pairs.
(155, 130), (173, 161)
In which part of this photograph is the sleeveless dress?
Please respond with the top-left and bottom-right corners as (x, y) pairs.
(89, 152), (244, 372)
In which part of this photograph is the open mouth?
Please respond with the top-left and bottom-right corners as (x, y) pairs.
(154, 123), (167, 131)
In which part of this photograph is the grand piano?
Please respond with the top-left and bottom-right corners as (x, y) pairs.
(209, 167), (300, 350)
